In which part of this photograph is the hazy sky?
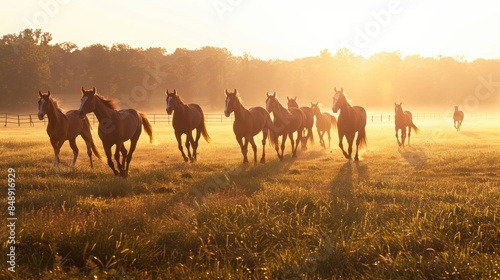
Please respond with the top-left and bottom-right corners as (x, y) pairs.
(2, 0), (500, 60)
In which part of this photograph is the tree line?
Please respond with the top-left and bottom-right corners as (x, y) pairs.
(1, 29), (499, 113)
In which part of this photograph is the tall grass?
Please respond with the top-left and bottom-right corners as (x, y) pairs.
(1, 122), (499, 279)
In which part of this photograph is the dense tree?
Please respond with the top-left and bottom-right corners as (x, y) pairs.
(1, 29), (499, 113)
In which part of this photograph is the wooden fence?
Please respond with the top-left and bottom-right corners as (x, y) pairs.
(2, 112), (498, 127)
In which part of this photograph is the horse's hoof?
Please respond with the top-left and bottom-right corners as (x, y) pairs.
(183, 157), (189, 162)
(354, 156), (359, 161)
(260, 158), (266, 164)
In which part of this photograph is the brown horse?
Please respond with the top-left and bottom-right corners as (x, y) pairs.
(266, 92), (306, 160)
(310, 102), (337, 149)
(394, 102), (420, 147)
(38, 91), (101, 167)
(287, 96), (314, 150)
(166, 89), (211, 162)
(453, 105), (464, 131)
(78, 87), (154, 177)
(224, 89), (276, 163)
(332, 88), (367, 161)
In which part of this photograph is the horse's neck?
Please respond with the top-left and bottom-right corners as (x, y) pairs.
(274, 102), (290, 120)
(233, 101), (248, 119)
(46, 100), (65, 125)
(339, 101), (353, 118)
(175, 100), (190, 116)
(93, 99), (116, 121)
(395, 110), (404, 120)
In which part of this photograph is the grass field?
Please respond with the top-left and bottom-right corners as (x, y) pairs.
(1, 116), (500, 279)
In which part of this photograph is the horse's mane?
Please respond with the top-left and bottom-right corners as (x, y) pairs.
(96, 94), (119, 110)
(272, 97), (292, 119)
(40, 95), (65, 114)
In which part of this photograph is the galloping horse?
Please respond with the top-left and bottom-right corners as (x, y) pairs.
(166, 89), (211, 162)
(453, 105), (464, 131)
(224, 89), (276, 163)
(38, 91), (101, 167)
(266, 92), (306, 160)
(310, 102), (337, 149)
(78, 87), (154, 177)
(394, 102), (420, 147)
(287, 96), (314, 150)
(332, 88), (367, 161)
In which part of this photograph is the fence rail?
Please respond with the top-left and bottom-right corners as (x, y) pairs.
(2, 112), (498, 127)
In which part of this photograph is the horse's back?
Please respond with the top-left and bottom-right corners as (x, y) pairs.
(289, 107), (306, 129)
(188, 103), (204, 127)
(353, 106), (367, 127)
(65, 110), (86, 138)
(246, 106), (271, 134)
(300, 106), (314, 128)
(454, 111), (464, 121)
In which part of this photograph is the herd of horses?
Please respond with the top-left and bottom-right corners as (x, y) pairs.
(36, 87), (465, 177)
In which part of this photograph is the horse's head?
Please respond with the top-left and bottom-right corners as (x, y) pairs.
(165, 89), (179, 115)
(224, 89), (239, 117)
(394, 102), (403, 115)
(79, 87), (97, 119)
(37, 91), (51, 120)
(265, 92), (278, 113)
(310, 102), (320, 114)
(287, 96), (298, 109)
(332, 87), (345, 113)
(454, 105), (459, 111)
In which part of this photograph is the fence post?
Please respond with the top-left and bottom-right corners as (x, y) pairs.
(29, 115), (33, 126)
(17, 115), (20, 126)
(4, 113), (6, 127)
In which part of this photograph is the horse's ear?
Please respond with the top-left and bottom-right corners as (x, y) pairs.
(81, 87), (85, 94)
(39, 91), (42, 97)
(92, 87), (96, 94)
(341, 87), (343, 92)
(174, 89), (177, 95)
(266, 92), (270, 97)
(334, 87), (337, 92)
(287, 96), (290, 101)
(294, 96), (297, 101)
(47, 91), (51, 97)
(273, 92), (276, 97)
(234, 88), (237, 94)
(166, 89), (169, 95)
(225, 89), (229, 95)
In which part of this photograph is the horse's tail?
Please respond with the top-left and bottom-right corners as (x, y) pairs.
(358, 127), (367, 149)
(82, 116), (102, 160)
(139, 112), (155, 143)
(200, 114), (212, 143)
(410, 122), (420, 134)
(330, 114), (337, 130)
(265, 113), (277, 147)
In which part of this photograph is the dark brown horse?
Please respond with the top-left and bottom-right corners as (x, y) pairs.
(166, 89), (211, 162)
(310, 102), (337, 149)
(394, 102), (420, 147)
(266, 92), (306, 160)
(332, 88), (367, 161)
(38, 91), (101, 167)
(78, 87), (154, 177)
(453, 105), (464, 131)
(224, 89), (276, 163)
(287, 96), (314, 150)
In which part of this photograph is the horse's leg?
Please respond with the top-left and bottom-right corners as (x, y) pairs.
(248, 137), (258, 163)
(318, 130), (325, 148)
(80, 131), (94, 168)
(186, 132), (195, 162)
(260, 129), (268, 164)
(120, 146), (128, 168)
(192, 128), (202, 161)
(346, 133), (355, 161)
(114, 142), (124, 175)
(338, 134), (349, 159)
(236, 136), (248, 163)
(175, 132), (189, 162)
(104, 145), (119, 176)
(407, 126), (411, 146)
(327, 129), (331, 149)
(68, 138), (79, 167)
(52, 139), (64, 167)
(395, 128), (402, 147)
(123, 136), (140, 178)
(280, 134), (287, 161)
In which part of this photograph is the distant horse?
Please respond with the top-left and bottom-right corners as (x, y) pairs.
(332, 87), (367, 161)
(287, 96), (314, 150)
(224, 89), (276, 163)
(266, 92), (306, 160)
(38, 91), (101, 167)
(78, 87), (154, 177)
(310, 102), (337, 149)
(166, 89), (211, 162)
(453, 105), (464, 131)
(394, 102), (420, 147)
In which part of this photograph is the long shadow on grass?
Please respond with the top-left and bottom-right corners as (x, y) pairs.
(330, 161), (369, 199)
(176, 157), (296, 204)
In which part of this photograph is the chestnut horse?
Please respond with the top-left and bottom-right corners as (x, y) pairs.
(310, 102), (337, 149)
(287, 96), (314, 150)
(166, 89), (211, 162)
(38, 91), (101, 167)
(332, 88), (367, 161)
(78, 87), (154, 177)
(453, 105), (464, 131)
(394, 102), (420, 147)
(224, 89), (276, 163)
(266, 92), (306, 160)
